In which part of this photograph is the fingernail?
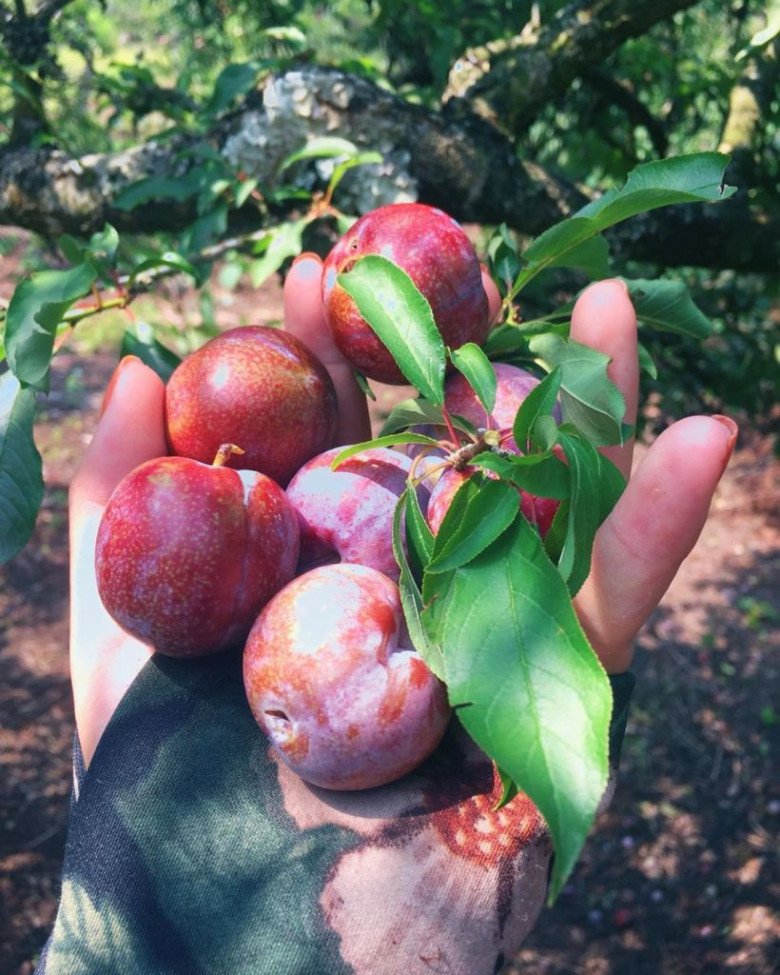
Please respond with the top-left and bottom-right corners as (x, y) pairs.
(712, 414), (738, 469)
(712, 414), (738, 447)
(100, 355), (141, 418)
(583, 278), (630, 303)
(291, 252), (322, 278)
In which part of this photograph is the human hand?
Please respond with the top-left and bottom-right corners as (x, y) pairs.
(61, 258), (735, 975)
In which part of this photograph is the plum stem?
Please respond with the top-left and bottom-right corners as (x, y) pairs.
(408, 446), (441, 487)
(440, 405), (462, 450)
(213, 443), (245, 467)
(415, 459), (449, 484)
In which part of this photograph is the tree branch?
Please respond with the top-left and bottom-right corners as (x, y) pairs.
(35, 0), (75, 23)
(443, 0), (699, 135)
(0, 65), (775, 273)
(718, 36), (780, 191)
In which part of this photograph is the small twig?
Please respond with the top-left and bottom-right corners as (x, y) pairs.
(25, 822), (62, 849)
(447, 431), (495, 470)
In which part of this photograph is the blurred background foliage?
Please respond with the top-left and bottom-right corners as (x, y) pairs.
(0, 0), (777, 438)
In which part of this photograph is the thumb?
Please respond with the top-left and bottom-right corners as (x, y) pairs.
(69, 355), (166, 766)
(70, 355), (167, 513)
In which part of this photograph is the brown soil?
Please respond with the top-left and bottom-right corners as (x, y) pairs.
(1, 254), (778, 975)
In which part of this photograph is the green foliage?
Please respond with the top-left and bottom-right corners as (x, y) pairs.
(637, 269), (780, 433)
(512, 153), (735, 296)
(0, 373), (44, 562)
(449, 343), (497, 414)
(370, 0), (545, 92)
(423, 515), (613, 904)
(320, 153), (737, 897)
(338, 255), (447, 403)
(0, 0), (773, 908)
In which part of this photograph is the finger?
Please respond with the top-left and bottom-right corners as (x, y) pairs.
(480, 265), (503, 324)
(70, 356), (166, 765)
(569, 279), (638, 480)
(574, 414), (738, 673)
(284, 253), (371, 446)
(70, 355), (167, 510)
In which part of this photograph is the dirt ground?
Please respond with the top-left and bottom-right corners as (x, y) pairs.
(0, 257), (778, 974)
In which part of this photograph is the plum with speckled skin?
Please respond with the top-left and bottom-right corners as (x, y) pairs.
(165, 326), (338, 487)
(95, 455), (300, 657)
(285, 446), (429, 582)
(445, 363), (560, 451)
(322, 203), (490, 385)
(243, 563), (450, 790)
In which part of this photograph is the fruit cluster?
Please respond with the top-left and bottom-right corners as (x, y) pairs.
(95, 203), (556, 790)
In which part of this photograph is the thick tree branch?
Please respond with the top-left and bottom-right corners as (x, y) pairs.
(35, 0), (75, 23)
(443, 0), (699, 135)
(718, 38), (780, 191)
(0, 65), (775, 273)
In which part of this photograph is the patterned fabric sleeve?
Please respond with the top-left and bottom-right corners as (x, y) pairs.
(37, 650), (633, 975)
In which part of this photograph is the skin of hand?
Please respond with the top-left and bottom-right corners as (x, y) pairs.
(68, 258), (737, 767)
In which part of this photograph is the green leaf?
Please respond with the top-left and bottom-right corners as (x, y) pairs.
(181, 204), (228, 253)
(121, 323), (182, 382)
(331, 433), (440, 468)
(114, 176), (199, 211)
(248, 219), (306, 287)
(326, 152), (383, 199)
(380, 397), (475, 437)
(353, 369), (376, 401)
(280, 136), (361, 172)
(513, 367), (562, 452)
(426, 475), (519, 575)
(262, 25), (308, 48)
(543, 498), (570, 564)
(546, 235), (612, 278)
(393, 490), (446, 680)
(637, 341), (657, 379)
(529, 334), (625, 447)
(449, 343), (497, 415)
(482, 316), (570, 362)
(422, 516), (612, 902)
(487, 223), (521, 294)
(735, 10), (780, 60)
(495, 767), (520, 808)
(0, 372), (44, 562)
(6, 262), (97, 391)
(514, 153), (735, 293)
(595, 451), (628, 525)
(404, 478), (434, 579)
(470, 450), (570, 501)
(532, 415), (560, 452)
(556, 433), (626, 595)
(130, 251), (200, 284)
(627, 278), (713, 340)
(88, 224), (120, 264)
(57, 234), (86, 264)
(337, 256), (446, 405)
(234, 177), (259, 208)
(483, 323), (532, 361)
(207, 61), (263, 115)
(57, 225), (120, 273)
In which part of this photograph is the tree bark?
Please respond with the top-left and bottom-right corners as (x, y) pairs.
(0, 65), (775, 273)
(442, 0), (700, 134)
